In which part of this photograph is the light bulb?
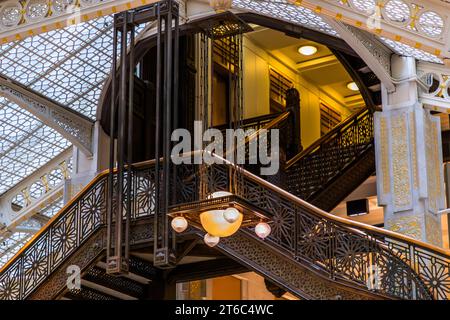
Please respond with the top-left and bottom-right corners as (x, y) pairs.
(223, 207), (241, 223)
(171, 216), (188, 233)
(255, 222), (271, 239)
(298, 45), (318, 56)
(347, 82), (359, 91)
(204, 233), (220, 247)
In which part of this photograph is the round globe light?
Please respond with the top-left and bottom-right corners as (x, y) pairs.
(255, 222), (271, 239)
(223, 207), (242, 223)
(298, 45), (318, 56)
(200, 209), (243, 237)
(204, 233), (220, 247)
(171, 216), (188, 233)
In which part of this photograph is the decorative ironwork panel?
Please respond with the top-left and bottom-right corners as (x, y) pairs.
(175, 159), (447, 300)
(0, 162), (157, 300)
(286, 108), (374, 202)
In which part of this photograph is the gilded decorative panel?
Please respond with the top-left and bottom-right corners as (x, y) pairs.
(391, 113), (412, 210)
(409, 113), (418, 189)
(425, 214), (442, 247)
(380, 117), (390, 195)
(386, 215), (422, 241)
(425, 114), (441, 214)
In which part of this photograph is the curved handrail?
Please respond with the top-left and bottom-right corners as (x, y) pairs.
(181, 152), (447, 299)
(286, 107), (371, 169)
(2, 150), (449, 300)
(220, 111), (291, 159)
(0, 170), (110, 274)
(0, 161), (157, 300)
(241, 159), (450, 258)
(177, 151), (450, 258)
(242, 111), (291, 144)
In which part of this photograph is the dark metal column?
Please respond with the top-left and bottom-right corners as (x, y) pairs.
(154, 0), (179, 268)
(106, 0), (179, 274)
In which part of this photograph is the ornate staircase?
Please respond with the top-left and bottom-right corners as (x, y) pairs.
(285, 107), (375, 211)
(1, 107), (449, 300)
(0, 150), (448, 300)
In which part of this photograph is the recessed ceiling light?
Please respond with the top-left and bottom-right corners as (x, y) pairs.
(298, 45), (318, 56)
(347, 82), (359, 91)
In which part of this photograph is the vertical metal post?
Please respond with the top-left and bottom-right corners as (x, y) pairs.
(107, 11), (129, 274)
(163, 2), (172, 256)
(153, 0), (178, 268)
(153, 3), (162, 267)
(107, 23), (119, 261)
(125, 12), (135, 263)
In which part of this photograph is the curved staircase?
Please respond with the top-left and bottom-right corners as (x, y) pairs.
(0, 112), (449, 300)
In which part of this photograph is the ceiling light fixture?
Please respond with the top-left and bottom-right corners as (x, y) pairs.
(347, 82), (359, 91)
(298, 45), (318, 56)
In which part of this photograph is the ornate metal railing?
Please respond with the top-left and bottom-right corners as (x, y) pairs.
(0, 162), (157, 300)
(173, 155), (450, 300)
(285, 107), (374, 201)
(1, 151), (449, 300)
(215, 112), (284, 133)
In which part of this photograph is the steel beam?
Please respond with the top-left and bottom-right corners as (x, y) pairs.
(0, 76), (94, 156)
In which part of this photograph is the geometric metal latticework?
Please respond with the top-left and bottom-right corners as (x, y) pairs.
(0, 16), (115, 195)
(379, 37), (443, 64)
(0, 16), (114, 120)
(285, 107), (374, 204)
(0, 162), (156, 300)
(232, 0), (340, 37)
(0, 98), (70, 194)
(0, 157), (449, 299)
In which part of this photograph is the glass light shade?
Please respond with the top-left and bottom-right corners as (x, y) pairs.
(298, 45), (318, 56)
(200, 209), (243, 237)
(255, 222), (271, 239)
(208, 191), (232, 199)
(204, 233), (220, 247)
(347, 82), (359, 91)
(171, 216), (188, 233)
(223, 207), (242, 223)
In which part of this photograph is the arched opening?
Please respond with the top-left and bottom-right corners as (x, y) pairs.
(98, 11), (381, 163)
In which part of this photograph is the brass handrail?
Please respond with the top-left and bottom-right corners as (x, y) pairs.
(244, 110), (290, 143)
(0, 159), (159, 275)
(0, 169), (110, 274)
(203, 151), (450, 258)
(223, 110), (291, 158)
(285, 107), (371, 169)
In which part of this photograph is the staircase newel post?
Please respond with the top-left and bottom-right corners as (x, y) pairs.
(286, 88), (302, 158)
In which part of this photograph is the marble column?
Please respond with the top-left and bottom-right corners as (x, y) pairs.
(374, 55), (445, 247)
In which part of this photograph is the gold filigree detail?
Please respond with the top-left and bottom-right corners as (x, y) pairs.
(391, 113), (411, 209)
(409, 113), (418, 189)
(380, 117), (390, 194)
(425, 214), (442, 247)
(425, 115), (441, 214)
(386, 215), (422, 240)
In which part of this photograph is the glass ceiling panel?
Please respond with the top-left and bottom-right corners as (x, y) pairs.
(0, 98), (70, 195)
(379, 37), (443, 64)
(0, 15), (114, 119)
(0, 16), (117, 195)
(232, 0), (340, 37)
